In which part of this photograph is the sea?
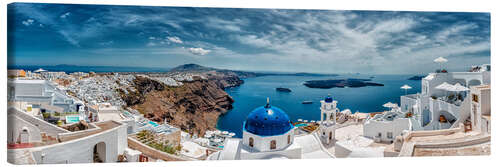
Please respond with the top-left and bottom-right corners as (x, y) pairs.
(216, 74), (421, 138)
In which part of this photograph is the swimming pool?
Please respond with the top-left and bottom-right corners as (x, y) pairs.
(294, 123), (309, 127)
(66, 116), (80, 124)
(149, 121), (159, 127)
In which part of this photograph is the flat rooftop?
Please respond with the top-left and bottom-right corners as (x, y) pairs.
(58, 121), (122, 142)
(413, 142), (490, 156)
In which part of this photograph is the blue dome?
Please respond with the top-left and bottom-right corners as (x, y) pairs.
(325, 95), (333, 103)
(244, 104), (293, 136)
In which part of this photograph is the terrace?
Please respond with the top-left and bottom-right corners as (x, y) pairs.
(133, 130), (181, 155)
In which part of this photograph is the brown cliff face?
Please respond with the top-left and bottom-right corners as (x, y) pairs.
(121, 76), (234, 136)
(208, 75), (244, 89)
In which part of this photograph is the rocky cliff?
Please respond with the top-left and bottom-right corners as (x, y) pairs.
(119, 76), (234, 136)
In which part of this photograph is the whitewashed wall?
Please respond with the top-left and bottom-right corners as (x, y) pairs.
(363, 118), (411, 143)
(29, 123), (127, 164)
(242, 129), (294, 152)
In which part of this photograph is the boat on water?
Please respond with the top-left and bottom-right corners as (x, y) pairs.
(276, 87), (292, 92)
(302, 101), (313, 104)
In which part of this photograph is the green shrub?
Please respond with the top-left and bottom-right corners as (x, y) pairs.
(42, 113), (51, 119)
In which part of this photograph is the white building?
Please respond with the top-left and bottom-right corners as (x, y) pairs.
(469, 85), (490, 133)
(404, 64), (490, 130)
(8, 79), (83, 113)
(364, 64), (491, 143)
(319, 95), (338, 144)
(7, 107), (138, 164)
(363, 109), (411, 143)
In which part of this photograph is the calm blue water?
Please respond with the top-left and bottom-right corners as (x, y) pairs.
(216, 74), (421, 138)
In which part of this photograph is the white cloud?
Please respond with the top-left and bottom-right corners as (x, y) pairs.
(205, 17), (248, 32)
(235, 35), (273, 48)
(188, 47), (211, 55)
(370, 18), (416, 34)
(60, 12), (71, 19)
(149, 36), (156, 40)
(22, 19), (35, 26)
(147, 42), (157, 47)
(59, 30), (80, 47)
(435, 23), (478, 43)
(167, 36), (183, 44)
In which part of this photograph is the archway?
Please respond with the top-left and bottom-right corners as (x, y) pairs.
(93, 142), (106, 163)
(249, 137), (254, 147)
(18, 127), (30, 144)
(438, 110), (457, 124)
(270, 140), (276, 150)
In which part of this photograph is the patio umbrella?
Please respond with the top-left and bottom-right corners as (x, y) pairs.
(222, 131), (229, 135)
(401, 84), (412, 95)
(228, 133), (235, 137)
(34, 68), (47, 73)
(450, 83), (470, 101)
(453, 83), (469, 92)
(204, 134), (212, 138)
(303, 120), (308, 123)
(435, 82), (454, 100)
(434, 57), (448, 71)
(435, 82), (454, 90)
(297, 119), (303, 122)
(215, 130), (221, 135)
(383, 102), (398, 109)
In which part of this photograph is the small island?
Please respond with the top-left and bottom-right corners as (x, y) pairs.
(276, 87), (292, 92)
(408, 75), (425, 80)
(303, 78), (384, 89)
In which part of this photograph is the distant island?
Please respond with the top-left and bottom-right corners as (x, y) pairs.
(303, 78), (384, 89)
(169, 63), (338, 78)
(276, 87), (292, 92)
(408, 75), (425, 80)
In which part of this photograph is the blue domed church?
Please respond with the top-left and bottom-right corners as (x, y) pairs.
(207, 97), (336, 160)
(242, 99), (295, 152)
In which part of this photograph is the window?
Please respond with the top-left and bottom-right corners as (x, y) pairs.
(270, 140), (276, 150)
(387, 132), (393, 139)
(287, 135), (291, 144)
(249, 137), (254, 147)
(472, 94), (479, 103)
(378, 132), (382, 137)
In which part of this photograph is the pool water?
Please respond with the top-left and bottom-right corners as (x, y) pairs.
(294, 123), (309, 127)
(149, 121), (159, 127)
(66, 116), (80, 124)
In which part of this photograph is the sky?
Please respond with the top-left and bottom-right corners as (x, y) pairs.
(7, 3), (491, 74)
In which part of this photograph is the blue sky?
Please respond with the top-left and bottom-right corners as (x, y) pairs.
(8, 3), (490, 74)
